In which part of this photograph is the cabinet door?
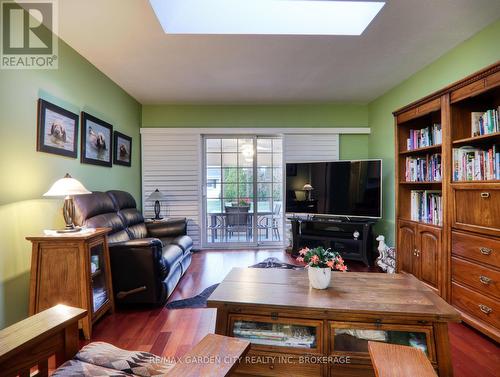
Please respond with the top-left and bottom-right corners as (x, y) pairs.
(397, 220), (417, 275)
(417, 224), (441, 292)
(89, 241), (111, 316)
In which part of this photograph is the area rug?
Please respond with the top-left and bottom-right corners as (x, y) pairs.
(249, 257), (304, 270)
(166, 284), (219, 309)
(166, 258), (303, 309)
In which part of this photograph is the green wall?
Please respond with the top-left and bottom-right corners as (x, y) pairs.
(368, 19), (500, 244)
(142, 103), (371, 159)
(0, 37), (141, 329)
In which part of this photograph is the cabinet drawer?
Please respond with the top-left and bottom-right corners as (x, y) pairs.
(452, 257), (500, 299)
(453, 189), (500, 235)
(452, 282), (500, 329)
(450, 79), (485, 103)
(452, 231), (500, 268)
(234, 351), (321, 377)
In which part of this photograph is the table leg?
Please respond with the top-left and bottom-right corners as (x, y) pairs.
(434, 322), (454, 377)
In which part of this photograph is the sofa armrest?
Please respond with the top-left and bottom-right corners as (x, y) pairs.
(168, 334), (250, 377)
(146, 218), (187, 238)
(110, 237), (163, 248)
(0, 305), (86, 376)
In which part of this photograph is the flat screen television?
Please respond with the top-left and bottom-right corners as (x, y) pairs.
(285, 160), (382, 219)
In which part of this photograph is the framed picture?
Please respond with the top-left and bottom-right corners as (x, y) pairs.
(113, 131), (132, 167)
(37, 99), (79, 158)
(81, 112), (113, 167)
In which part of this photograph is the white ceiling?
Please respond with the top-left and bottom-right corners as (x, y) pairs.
(57, 0), (500, 104)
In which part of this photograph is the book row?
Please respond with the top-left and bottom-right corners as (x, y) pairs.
(453, 145), (500, 181)
(405, 154), (442, 182)
(410, 190), (442, 226)
(406, 123), (442, 151)
(471, 108), (500, 137)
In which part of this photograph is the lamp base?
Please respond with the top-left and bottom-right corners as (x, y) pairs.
(56, 226), (82, 233)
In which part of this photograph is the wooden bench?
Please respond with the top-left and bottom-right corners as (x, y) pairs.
(368, 341), (438, 377)
(0, 304), (250, 377)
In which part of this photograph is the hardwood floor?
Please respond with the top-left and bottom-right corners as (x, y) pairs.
(90, 249), (500, 376)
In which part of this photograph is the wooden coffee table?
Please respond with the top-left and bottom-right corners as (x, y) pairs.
(207, 268), (460, 377)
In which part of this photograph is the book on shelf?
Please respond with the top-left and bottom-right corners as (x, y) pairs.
(405, 154), (441, 182)
(453, 145), (500, 181)
(411, 190), (442, 225)
(471, 108), (499, 137)
(406, 123), (442, 151)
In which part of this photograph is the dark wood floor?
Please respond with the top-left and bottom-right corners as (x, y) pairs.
(91, 249), (500, 376)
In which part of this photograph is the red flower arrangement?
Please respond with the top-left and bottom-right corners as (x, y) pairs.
(296, 246), (347, 272)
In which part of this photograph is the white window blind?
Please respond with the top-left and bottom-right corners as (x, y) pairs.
(141, 133), (202, 248)
(284, 134), (339, 163)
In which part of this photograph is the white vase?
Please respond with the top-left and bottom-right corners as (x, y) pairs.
(308, 267), (332, 289)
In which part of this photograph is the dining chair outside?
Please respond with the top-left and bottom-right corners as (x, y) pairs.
(224, 206), (252, 241)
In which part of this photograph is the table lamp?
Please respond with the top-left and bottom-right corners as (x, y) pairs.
(147, 189), (166, 220)
(303, 183), (314, 201)
(43, 173), (91, 233)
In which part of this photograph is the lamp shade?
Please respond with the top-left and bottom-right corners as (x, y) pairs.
(147, 189), (166, 201)
(303, 184), (314, 191)
(43, 173), (91, 197)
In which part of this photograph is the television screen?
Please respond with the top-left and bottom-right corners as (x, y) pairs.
(285, 160), (382, 218)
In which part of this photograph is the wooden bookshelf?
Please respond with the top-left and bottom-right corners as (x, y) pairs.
(399, 144), (442, 155)
(399, 181), (442, 185)
(452, 131), (500, 146)
(394, 62), (500, 343)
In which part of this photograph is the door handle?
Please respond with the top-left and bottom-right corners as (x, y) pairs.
(480, 247), (492, 255)
(478, 304), (493, 315)
(480, 192), (490, 198)
(479, 276), (492, 285)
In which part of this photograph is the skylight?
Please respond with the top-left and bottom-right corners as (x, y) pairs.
(149, 0), (385, 36)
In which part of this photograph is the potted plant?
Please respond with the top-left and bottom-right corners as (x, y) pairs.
(296, 247), (347, 289)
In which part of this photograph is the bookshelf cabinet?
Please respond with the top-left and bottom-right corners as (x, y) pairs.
(394, 62), (500, 342)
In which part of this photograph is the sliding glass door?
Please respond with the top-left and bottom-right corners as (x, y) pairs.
(203, 136), (283, 247)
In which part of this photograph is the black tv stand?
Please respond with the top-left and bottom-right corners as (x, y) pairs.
(289, 216), (376, 266)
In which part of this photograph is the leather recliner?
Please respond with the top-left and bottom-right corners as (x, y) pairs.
(72, 190), (193, 305)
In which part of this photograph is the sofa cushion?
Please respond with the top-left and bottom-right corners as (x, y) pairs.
(107, 190), (138, 211)
(52, 359), (131, 376)
(160, 235), (193, 253)
(73, 192), (116, 226)
(73, 192), (129, 243)
(75, 341), (175, 377)
(108, 191), (148, 240)
(161, 244), (184, 276)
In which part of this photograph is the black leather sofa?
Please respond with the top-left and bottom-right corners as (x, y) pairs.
(72, 190), (192, 305)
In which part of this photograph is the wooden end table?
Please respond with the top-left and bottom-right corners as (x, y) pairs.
(207, 268), (460, 377)
(26, 228), (114, 340)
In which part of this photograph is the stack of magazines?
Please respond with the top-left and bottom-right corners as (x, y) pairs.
(471, 108), (499, 137)
(407, 124), (442, 150)
(411, 190), (442, 225)
(405, 154), (441, 182)
(453, 145), (500, 181)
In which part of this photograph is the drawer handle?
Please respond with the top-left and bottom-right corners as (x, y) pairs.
(480, 247), (492, 255)
(478, 304), (493, 315)
(479, 276), (492, 285)
(269, 364), (275, 370)
(480, 192), (490, 198)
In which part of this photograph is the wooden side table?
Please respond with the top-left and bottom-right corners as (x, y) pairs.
(26, 228), (114, 340)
